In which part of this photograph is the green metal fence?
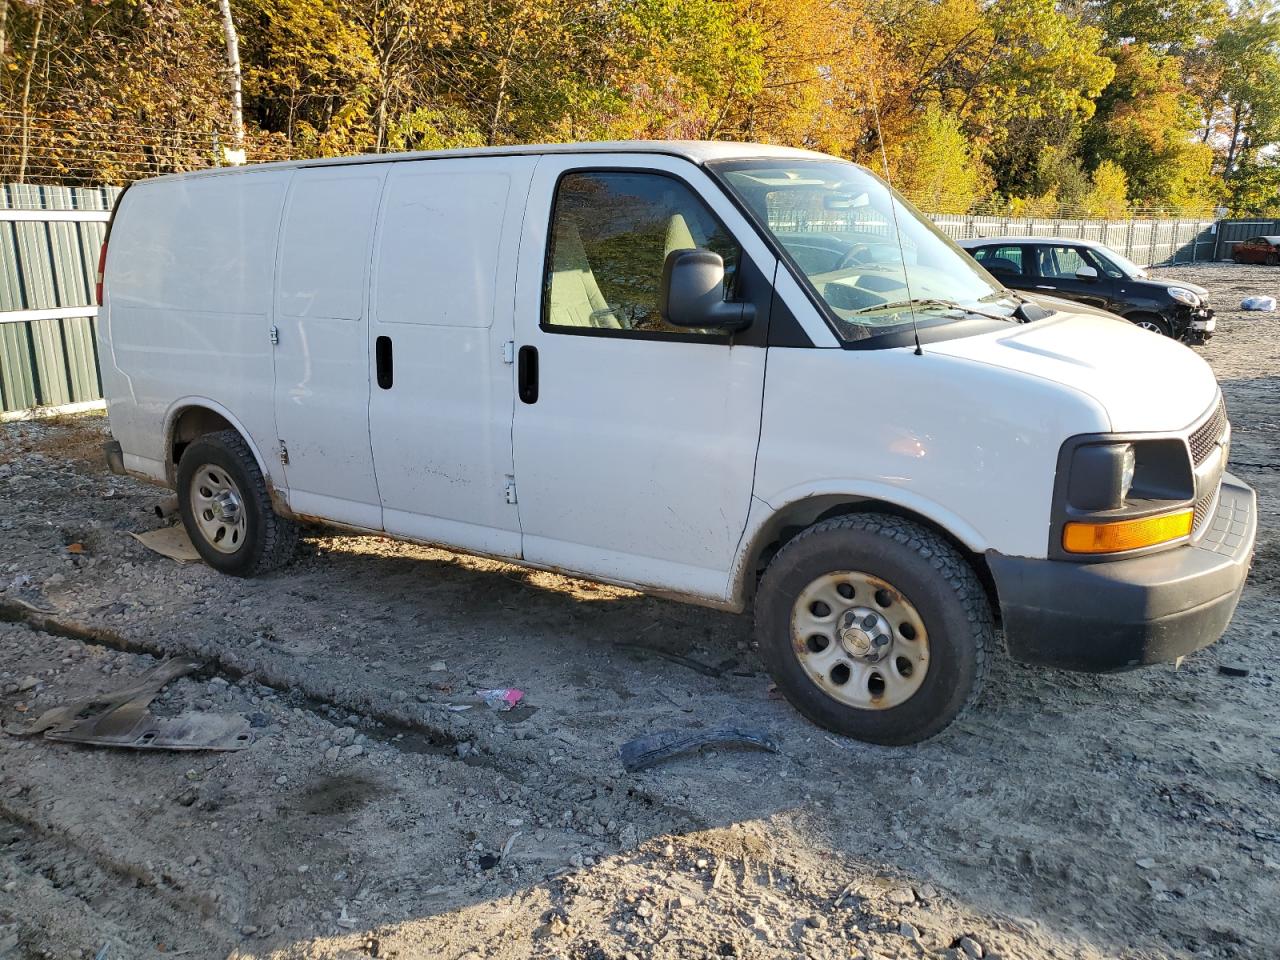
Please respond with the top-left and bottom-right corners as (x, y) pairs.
(0, 184), (121, 415)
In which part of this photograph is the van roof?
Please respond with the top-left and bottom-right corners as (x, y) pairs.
(144, 140), (836, 183)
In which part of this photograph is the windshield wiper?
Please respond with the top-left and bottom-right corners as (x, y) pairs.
(853, 297), (1010, 322)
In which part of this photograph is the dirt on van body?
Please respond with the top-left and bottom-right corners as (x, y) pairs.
(1, 261), (1279, 960)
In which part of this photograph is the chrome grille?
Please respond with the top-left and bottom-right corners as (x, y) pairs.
(1192, 488), (1217, 534)
(1189, 396), (1227, 466)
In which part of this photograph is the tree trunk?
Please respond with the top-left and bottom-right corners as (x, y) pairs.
(0, 0), (10, 68)
(218, 0), (245, 159)
(1225, 105), (1244, 175)
(17, 0), (43, 183)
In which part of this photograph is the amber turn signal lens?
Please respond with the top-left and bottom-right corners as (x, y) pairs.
(1062, 509), (1193, 555)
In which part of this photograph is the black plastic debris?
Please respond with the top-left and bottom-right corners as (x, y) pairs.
(619, 727), (779, 772)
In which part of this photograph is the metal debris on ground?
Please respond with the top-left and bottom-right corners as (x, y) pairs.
(1240, 296), (1277, 311)
(616, 642), (728, 678)
(1218, 664), (1251, 678)
(7, 657), (252, 751)
(619, 727), (780, 772)
(129, 526), (203, 563)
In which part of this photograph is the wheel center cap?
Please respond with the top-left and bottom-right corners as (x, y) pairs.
(837, 608), (875, 656)
(840, 625), (872, 656)
(213, 490), (242, 523)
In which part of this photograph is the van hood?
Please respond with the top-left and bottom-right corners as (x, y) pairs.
(928, 310), (1219, 433)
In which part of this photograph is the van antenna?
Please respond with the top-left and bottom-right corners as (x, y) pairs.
(865, 40), (923, 356)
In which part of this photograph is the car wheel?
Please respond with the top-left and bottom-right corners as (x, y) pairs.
(1268, 253), (1279, 266)
(1130, 315), (1172, 337)
(754, 514), (992, 745)
(177, 429), (299, 576)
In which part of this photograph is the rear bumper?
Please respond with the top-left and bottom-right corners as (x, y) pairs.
(989, 473), (1255, 671)
(103, 439), (126, 475)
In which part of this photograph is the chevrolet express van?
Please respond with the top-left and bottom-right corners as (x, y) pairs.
(97, 141), (1256, 745)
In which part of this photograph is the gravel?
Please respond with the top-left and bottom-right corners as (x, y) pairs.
(0, 261), (1277, 958)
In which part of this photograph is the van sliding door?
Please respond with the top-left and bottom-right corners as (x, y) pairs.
(272, 166), (387, 529)
(367, 157), (536, 557)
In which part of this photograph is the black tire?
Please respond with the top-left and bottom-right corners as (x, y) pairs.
(1129, 314), (1171, 338)
(176, 429), (298, 577)
(1267, 253), (1278, 266)
(755, 514), (992, 745)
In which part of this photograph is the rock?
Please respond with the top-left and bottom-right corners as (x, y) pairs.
(886, 887), (915, 905)
(806, 914), (826, 930)
(341, 744), (363, 759)
(899, 921), (919, 940)
(324, 746), (340, 762)
(1197, 865), (1221, 882)
(17, 676), (38, 692)
(456, 742), (472, 759)
(274, 775), (288, 786)
(1135, 858), (1157, 870)
(391, 690), (408, 703)
(428, 661), (447, 672)
(959, 935), (984, 958)
(333, 726), (356, 746)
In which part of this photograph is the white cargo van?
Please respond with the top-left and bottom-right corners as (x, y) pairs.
(97, 141), (1255, 744)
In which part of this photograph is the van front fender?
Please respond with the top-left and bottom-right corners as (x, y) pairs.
(728, 482), (990, 610)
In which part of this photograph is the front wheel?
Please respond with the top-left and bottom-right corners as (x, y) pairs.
(1130, 315), (1172, 337)
(755, 514), (992, 745)
(177, 430), (298, 576)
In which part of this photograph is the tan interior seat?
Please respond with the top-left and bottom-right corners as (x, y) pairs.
(664, 212), (698, 259)
(546, 221), (621, 329)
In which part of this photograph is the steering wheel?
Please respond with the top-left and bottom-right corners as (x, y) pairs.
(835, 244), (877, 270)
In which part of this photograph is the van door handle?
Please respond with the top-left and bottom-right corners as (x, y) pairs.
(375, 336), (393, 389)
(518, 345), (538, 404)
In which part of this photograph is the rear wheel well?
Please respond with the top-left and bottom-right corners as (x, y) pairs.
(742, 498), (998, 620)
(167, 407), (236, 484)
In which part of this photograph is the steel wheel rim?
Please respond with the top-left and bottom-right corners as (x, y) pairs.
(189, 465), (247, 555)
(1136, 319), (1162, 333)
(790, 571), (929, 710)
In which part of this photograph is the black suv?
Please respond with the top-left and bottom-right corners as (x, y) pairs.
(956, 237), (1214, 343)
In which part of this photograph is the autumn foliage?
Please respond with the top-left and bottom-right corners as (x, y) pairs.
(1, 0), (1277, 214)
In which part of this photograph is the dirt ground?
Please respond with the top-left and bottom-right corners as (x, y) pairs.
(2, 261), (1279, 960)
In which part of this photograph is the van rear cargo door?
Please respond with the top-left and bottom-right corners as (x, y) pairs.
(367, 157), (535, 558)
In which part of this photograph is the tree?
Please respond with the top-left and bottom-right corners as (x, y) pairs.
(335, 0), (463, 152)
(1082, 43), (1218, 211)
(1082, 160), (1130, 218)
(888, 104), (991, 212)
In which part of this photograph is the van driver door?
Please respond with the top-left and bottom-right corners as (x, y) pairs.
(510, 154), (777, 602)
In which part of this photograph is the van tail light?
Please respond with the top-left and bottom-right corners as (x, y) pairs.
(95, 239), (108, 305)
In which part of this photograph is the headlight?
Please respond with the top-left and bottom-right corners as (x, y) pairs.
(1168, 287), (1200, 306)
(1067, 442), (1136, 511)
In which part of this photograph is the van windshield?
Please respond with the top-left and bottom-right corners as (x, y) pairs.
(710, 158), (1018, 343)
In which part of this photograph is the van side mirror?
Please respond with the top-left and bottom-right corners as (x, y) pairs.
(1075, 265), (1099, 282)
(660, 249), (754, 331)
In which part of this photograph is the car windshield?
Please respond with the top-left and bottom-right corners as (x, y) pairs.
(711, 158), (1019, 342)
(1092, 245), (1147, 279)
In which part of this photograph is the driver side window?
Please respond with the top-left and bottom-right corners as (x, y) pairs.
(542, 171), (740, 336)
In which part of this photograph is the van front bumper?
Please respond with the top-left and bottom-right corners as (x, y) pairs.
(988, 473), (1255, 672)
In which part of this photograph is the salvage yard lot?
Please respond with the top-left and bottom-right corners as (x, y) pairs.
(1, 262), (1279, 960)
